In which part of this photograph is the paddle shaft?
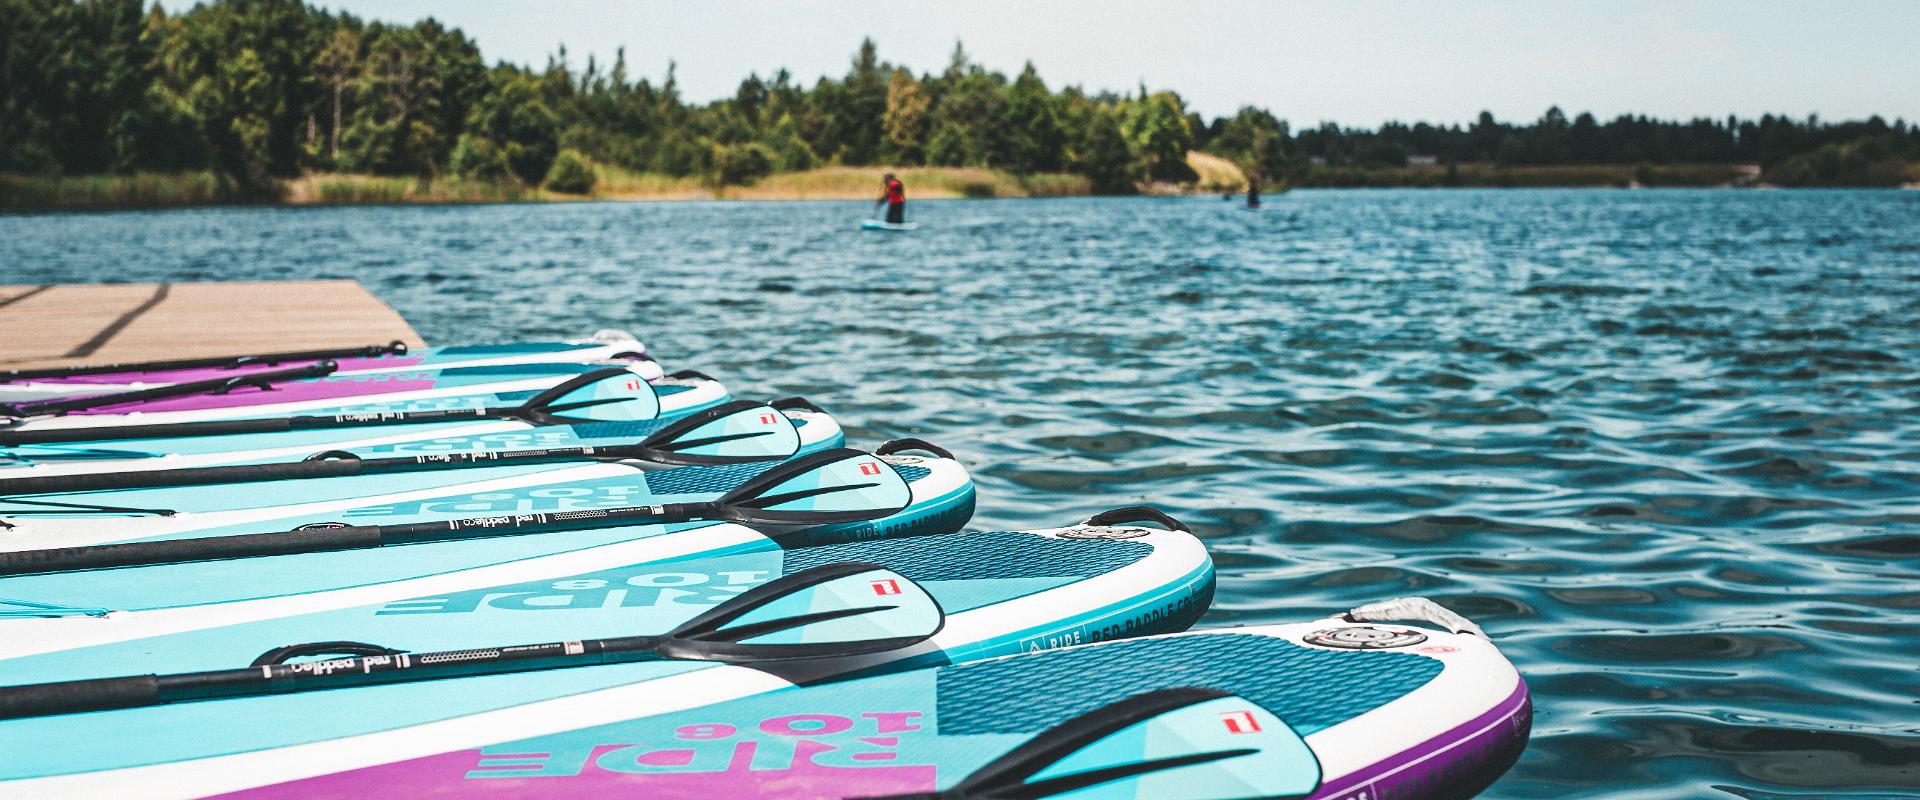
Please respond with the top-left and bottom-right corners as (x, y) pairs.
(0, 634), (668, 719)
(0, 342), (403, 382)
(0, 444), (653, 495)
(0, 502), (717, 576)
(0, 406), (515, 446)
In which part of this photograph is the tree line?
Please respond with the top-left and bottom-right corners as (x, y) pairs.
(4, 0), (1916, 195)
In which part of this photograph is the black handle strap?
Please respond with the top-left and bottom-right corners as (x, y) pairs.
(769, 397), (825, 414)
(665, 369), (715, 381)
(1081, 507), (1190, 533)
(876, 438), (953, 459)
(251, 641), (405, 667)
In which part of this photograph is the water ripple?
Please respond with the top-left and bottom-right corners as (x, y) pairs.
(5, 190), (1919, 798)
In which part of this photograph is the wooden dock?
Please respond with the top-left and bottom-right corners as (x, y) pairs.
(0, 281), (424, 371)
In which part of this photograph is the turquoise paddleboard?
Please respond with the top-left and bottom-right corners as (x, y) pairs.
(860, 220), (919, 232)
(6, 362), (674, 431)
(0, 330), (651, 403)
(0, 442), (975, 620)
(201, 602), (1525, 800)
(0, 402), (842, 529)
(0, 512), (1215, 798)
(0, 373), (732, 477)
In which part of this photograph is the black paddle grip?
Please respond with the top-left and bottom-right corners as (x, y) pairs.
(0, 675), (159, 719)
(0, 526), (383, 576)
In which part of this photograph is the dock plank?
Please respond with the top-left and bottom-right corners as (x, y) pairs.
(0, 280), (424, 369)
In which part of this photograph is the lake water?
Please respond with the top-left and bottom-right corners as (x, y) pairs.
(4, 190), (1918, 797)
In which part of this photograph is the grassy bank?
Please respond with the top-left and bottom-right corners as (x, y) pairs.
(0, 165), (1096, 210)
(0, 172), (227, 210)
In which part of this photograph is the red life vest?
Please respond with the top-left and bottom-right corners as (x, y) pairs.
(885, 179), (905, 205)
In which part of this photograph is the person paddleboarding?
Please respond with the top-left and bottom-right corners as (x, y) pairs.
(877, 172), (906, 224)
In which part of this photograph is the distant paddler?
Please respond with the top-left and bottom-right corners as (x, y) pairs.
(1247, 169), (1262, 209)
(877, 172), (907, 224)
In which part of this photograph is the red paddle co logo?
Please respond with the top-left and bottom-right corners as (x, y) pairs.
(1220, 710), (1262, 734)
(869, 579), (902, 596)
(858, 462), (883, 476)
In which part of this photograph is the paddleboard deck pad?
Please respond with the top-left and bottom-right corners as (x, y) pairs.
(0, 514), (1215, 798)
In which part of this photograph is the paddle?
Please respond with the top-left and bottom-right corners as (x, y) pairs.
(876, 688), (1320, 800)
(0, 362), (339, 420)
(0, 561), (944, 720)
(0, 398), (806, 495)
(0, 342), (406, 382)
(0, 446), (913, 575)
(0, 366), (662, 445)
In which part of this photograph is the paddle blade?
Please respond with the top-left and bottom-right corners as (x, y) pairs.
(945, 689), (1321, 800)
(663, 562), (943, 662)
(641, 401), (803, 464)
(721, 447), (913, 526)
(525, 368), (662, 422)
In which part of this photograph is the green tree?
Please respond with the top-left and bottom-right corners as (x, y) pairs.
(466, 67), (557, 184)
(882, 68), (929, 164)
(542, 147), (595, 193)
(1003, 63), (1064, 173)
(150, 0), (316, 192)
(1123, 91), (1195, 182)
(311, 25), (359, 164)
(1068, 102), (1136, 192)
(1208, 106), (1289, 184)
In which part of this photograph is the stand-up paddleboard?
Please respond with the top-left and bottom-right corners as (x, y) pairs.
(0, 398), (836, 513)
(861, 219), (919, 232)
(0, 330), (652, 402)
(0, 442), (975, 620)
(0, 510), (1213, 799)
(182, 599), (1520, 800)
(1, 362), (684, 431)
(0, 370), (738, 477)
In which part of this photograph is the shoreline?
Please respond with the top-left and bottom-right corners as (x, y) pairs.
(2, 161), (1912, 213)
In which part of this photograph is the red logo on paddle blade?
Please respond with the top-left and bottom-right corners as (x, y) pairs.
(859, 462), (882, 476)
(870, 579), (901, 596)
(1220, 710), (1261, 734)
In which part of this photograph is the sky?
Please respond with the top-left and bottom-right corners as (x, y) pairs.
(162, 0), (1920, 127)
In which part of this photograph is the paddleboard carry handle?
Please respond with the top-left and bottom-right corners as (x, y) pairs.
(769, 397), (825, 414)
(1080, 507), (1190, 533)
(1343, 597), (1487, 638)
(876, 438), (953, 459)
(251, 641), (406, 667)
